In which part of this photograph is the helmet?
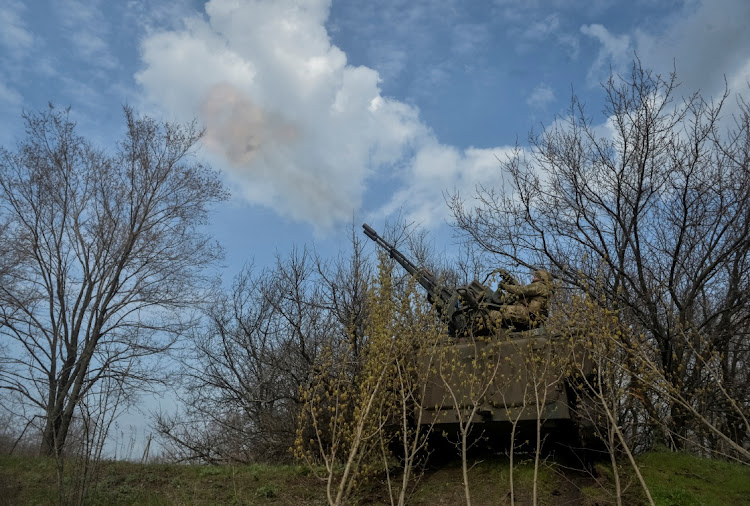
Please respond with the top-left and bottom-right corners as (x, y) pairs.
(533, 270), (552, 283)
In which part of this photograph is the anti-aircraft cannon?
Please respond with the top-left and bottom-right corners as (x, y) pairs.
(362, 223), (517, 336)
(362, 224), (601, 456)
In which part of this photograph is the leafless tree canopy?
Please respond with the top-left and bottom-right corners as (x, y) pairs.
(0, 106), (228, 456)
(450, 61), (750, 453)
(156, 231), (372, 464)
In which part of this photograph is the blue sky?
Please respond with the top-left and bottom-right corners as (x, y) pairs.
(2, 0), (750, 274)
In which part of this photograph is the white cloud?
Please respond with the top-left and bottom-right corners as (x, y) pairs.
(634, 0), (750, 99)
(521, 13), (560, 42)
(58, 0), (117, 70)
(526, 83), (555, 109)
(495, 0), (615, 20)
(0, 1), (31, 113)
(727, 59), (750, 99)
(0, 0), (33, 57)
(582, 0), (750, 101)
(123, 0), (197, 34)
(0, 80), (22, 106)
(452, 23), (491, 58)
(580, 23), (632, 84)
(136, 0), (511, 231)
(504, 10), (580, 58)
(379, 144), (515, 228)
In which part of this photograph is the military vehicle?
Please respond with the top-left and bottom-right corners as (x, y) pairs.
(363, 223), (599, 452)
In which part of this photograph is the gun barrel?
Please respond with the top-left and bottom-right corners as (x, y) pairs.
(362, 223), (452, 300)
(362, 223), (419, 276)
(363, 223), (378, 240)
(362, 223), (469, 336)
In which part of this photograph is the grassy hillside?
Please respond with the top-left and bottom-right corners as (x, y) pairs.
(1, 451), (748, 505)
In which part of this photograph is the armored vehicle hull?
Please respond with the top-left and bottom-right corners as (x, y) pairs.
(418, 327), (598, 451)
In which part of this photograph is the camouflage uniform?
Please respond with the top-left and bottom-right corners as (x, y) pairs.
(491, 270), (554, 327)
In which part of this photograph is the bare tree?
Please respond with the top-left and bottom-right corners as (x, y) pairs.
(372, 275), (445, 506)
(294, 256), (396, 506)
(433, 329), (504, 506)
(0, 105), (228, 458)
(451, 60), (750, 453)
(316, 224), (372, 368)
(294, 256), (447, 506)
(550, 294), (655, 506)
(56, 371), (131, 505)
(156, 233), (371, 463)
(154, 262), (284, 464)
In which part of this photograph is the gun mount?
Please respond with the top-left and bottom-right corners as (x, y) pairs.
(363, 223), (516, 336)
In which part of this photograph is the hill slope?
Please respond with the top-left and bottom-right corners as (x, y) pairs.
(1, 451), (748, 505)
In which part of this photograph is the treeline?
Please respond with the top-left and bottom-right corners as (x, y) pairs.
(1, 61), (748, 505)
(155, 239), (372, 463)
(152, 225), (474, 464)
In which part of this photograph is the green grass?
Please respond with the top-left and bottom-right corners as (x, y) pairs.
(0, 456), (324, 505)
(638, 451), (750, 506)
(1, 451), (748, 505)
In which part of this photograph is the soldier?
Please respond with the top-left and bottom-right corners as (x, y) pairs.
(490, 269), (554, 328)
